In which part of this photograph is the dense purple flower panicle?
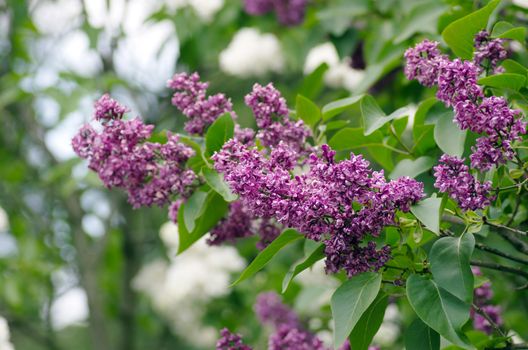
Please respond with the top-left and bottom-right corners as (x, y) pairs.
(93, 94), (129, 122)
(256, 218), (281, 250)
(244, 0), (307, 26)
(473, 30), (508, 73)
(208, 201), (254, 246)
(404, 40), (447, 87)
(405, 39), (526, 174)
(72, 96), (197, 214)
(216, 328), (253, 350)
(245, 83), (312, 155)
(269, 325), (328, 350)
(245, 83), (289, 129)
(168, 72), (235, 135)
(471, 268), (503, 335)
(254, 292), (299, 328)
(213, 141), (423, 276)
(433, 155), (493, 211)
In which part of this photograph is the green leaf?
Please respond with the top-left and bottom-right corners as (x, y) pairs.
(183, 189), (208, 233)
(478, 73), (527, 91)
(389, 156), (435, 180)
(394, 1), (448, 43)
(406, 274), (472, 349)
(328, 128), (384, 151)
(232, 229), (303, 286)
(361, 96), (410, 136)
(205, 112), (234, 156)
(491, 21), (527, 42)
(501, 59), (528, 76)
(296, 95), (321, 128)
(202, 167), (237, 202)
(299, 63), (329, 100)
(430, 233), (475, 303)
(404, 318), (440, 350)
(349, 293), (388, 350)
(178, 191), (229, 254)
(441, 0), (500, 59)
(331, 272), (382, 349)
(411, 195), (442, 235)
(282, 242), (325, 293)
(434, 111), (466, 157)
(322, 95), (364, 121)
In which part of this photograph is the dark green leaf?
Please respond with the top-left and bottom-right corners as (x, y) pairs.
(394, 1), (448, 43)
(441, 0), (500, 59)
(202, 167), (237, 202)
(491, 21), (527, 42)
(232, 229), (303, 286)
(331, 272), (382, 349)
(296, 95), (321, 128)
(299, 63), (329, 100)
(406, 274), (471, 349)
(183, 190), (208, 233)
(178, 191), (229, 254)
(430, 233), (475, 303)
(389, 156), (435, 179)
(501, 59), (528, 76)
(411, 195), (442, 235)
(328, 128), (384, 151)
(434, 111), (466, 157)
(405, 318), (440, 350)
(322, 95), (364, 121)
(282, 242), (325, 293)
(205, 112), (234, 156)
(349, 293), (388, 350)
(478, 73), (527, 91)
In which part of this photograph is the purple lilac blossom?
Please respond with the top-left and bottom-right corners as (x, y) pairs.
(471, 267), (503, 334)
(403, 39), (447, 87)
(269, 325), (328, 350)
(213, 141), (423, 276)
(254, 292), (299, 328)
(72, 96), (197, 214)
(405, 38), (525, 172)
(216, 328), (253, 350)
(245, 83), (312, 155)
(93, 94), (129, 122)
(167, 72), (235, 135)
(473, 30), (508, 73)
(244, 0), (307, 26)
(433, 154), (493, 211)
(207, 201), (254, 246)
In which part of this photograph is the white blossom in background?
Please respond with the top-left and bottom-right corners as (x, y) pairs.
(0, 207), (8, 233)
(31, 0), (82, 34)
(219, 28), (285, 78)
(167, 0), (225, 22)
(304, 42), (365, 91)
(132, 222), (245, 347)
(0, 316), (15, 350)
(513, 0), (528, 8)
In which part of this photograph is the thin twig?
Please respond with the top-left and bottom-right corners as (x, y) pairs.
(470, 260), (528, 279)
(475, 243), (528, 265)
(472, 303), (507, 337)
(484, 219), (527, 237)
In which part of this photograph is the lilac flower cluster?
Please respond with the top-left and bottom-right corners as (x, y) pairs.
(213, 138), (423, 276)
(72, 95), (197, 213)
(433, 155), (493, 211)
(244, 0), (308, 26)
(167, 72), (235, 135)
(207, 201), (282, 249)
(216, 328), (253, 350)
(255, 292), (328, 350)
(471, 268), (503, 334)
(245, 83), (312, 155)
(405, 36), (525, 173)
(474, 30), (507, 73)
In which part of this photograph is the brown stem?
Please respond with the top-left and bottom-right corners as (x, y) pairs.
(470, 260), (528, 279)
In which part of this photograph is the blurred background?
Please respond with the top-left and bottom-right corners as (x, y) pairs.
(1, 0), (527, 349)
